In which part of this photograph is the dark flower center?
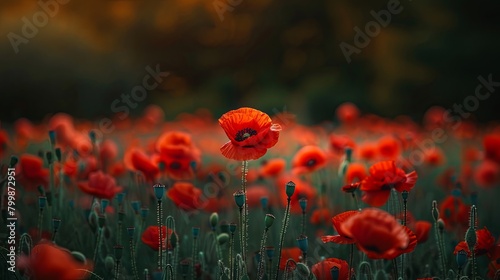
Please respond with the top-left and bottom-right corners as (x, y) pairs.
(235, 128), (257, 142)
(170, 161), (181, 169)
(306, 159), (317, 167)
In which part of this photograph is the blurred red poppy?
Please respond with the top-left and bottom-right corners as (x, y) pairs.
(279, 247), (302, 270)
(167, 182), (203, 212)
(336, 102), (360, 124)
(345, 163), (367, 184)
(377, 136), (401, 160)
(423, 148), (445, 166)
(483, 133), (500, 164)
(259, 158), (286, 178)
(29, 242), (92, 280)
(357, 142), (378, 161)
(439, 196), (469, 230)
(310, 208), (332, 226)
(339, 208), (410, 259)
(321, 210), (358, 245)
(360, 161), (418, 207)
(246, 185), (271, 208)
(141, 226), (176, 251)
(218, 107), (281, 161)
(474, 160), (500, 188)
(99, 139), (118, 163)
(292, 145), (327, 174)
(311, 258), (350, 280)
(329, 134), (355, 154)
(77, 171), (123, 199)
(124, 147), (159, 182)
(156, 131), (201, 180)
(453, 227), (496, 256)
(18, 154), (49, 191)
(0, 129), (9, 159)
(414, 221), (432, 244)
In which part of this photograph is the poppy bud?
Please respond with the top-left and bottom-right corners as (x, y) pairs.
(401, 190), (409, 201)
(71, 251), (87, 264)
(229, 223), (237, 234)
(217, 233), (229, 245)
(437, 219), (445, 233)
(52, 218), (61, 231)
(170, 232), (178, 249)
(89, 130), (97, 144)
(431, 200), (439, 222)
(296, 263), (310, 277)
(55, 148), (62, 162)
(9, 156), (18, 168)
(48, 130), (56, 146)
(46, 151), (53, 164)
(127, 227), (135, 239)
(297, 234), (308, 252)
(192, 227), (200, 238)
(131, 201), (140, 215)
(210, 212), (219, 230)
(153, 184), (165, 201)
(456, 249), (468, 268)
(260, 197), (269, 209)
(104, 256), (115, 271)
(286, 181), (296, 198)
(233, 191), (245, 208)
(465, 227), (477, 252)
(265, 214), (275, 229)
(299, 198), (307, 212)
(114, 245), (123, 260)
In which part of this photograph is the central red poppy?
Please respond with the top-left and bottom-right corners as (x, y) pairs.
(219, 107), (281, 161)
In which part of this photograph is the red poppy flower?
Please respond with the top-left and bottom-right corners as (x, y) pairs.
(329, 134), (355, 154)
(321, 210), (358, 244)
(141, 226), (176, 251)
(0, 129), (9, 159)
(360, 161), (418, 207)
(377, 136), (401, 160)
(259, 158), (286, 178)
(29, 242), (92, 280)
(279, 247), (302, 270)
(414, 221), (432, 244)
(341, 182), (360, 193)
(18, 154), (49, 191)
(124, 148), (159, 182)
(310, 208), (333, 226)
(339, 208), (410, 259)
(336, 102), (360, 124)
(155, 131), (201, 180)
(487, 245), (500, 278)
(483, 133), (500, 165)
(423, 148), (445, 166)
(345, 163), (367, 184)
(77, 171), (123, 200)
(439, 196), (469, 230)
(474, 160), (500, 188)
(292, 145), (327, 174)
(218, 107), (281, 161)
(246, 185), (271, 208)
(100, 139), (118, 163)
(167, 182), (203, 212)
(311, 258), (350, 280)
(357, 142), (378, 161)
(453, 227), (496, 257)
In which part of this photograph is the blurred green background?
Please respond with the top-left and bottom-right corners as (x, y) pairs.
(1, 0), (499, 124)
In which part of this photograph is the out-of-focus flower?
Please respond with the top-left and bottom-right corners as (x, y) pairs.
(483, 133), (500, 164)
(439, 196), (470, 230)
(259, 158), (286, 178)
(156, 131), (201, 180)
(29, 242), (92, 280)
(345, 163), (367, 184)
(141, 226), (176, 251)
(423, 148), (445, 166)
(360, 161), (418, 207)
(454, 227), (496, 256)
(357, 142), (378, 161)
(18, 154), (49, 191)
(311, 258), (350, 280)
(414, 221), (432, 244)
(124, 147), (159, 182)
(336, 102), (360, 124)
(167, 182), (203, 212)
(377, 136), (401, 160)
(292, 145), (327, 174)
(218, 107), (281, 161)
(474, 160), (500, 188)
(279, 247), (302, 270)
(310, 208), (332, 226)
(77, 171), (123, 199)
(329, 134), (355, 154)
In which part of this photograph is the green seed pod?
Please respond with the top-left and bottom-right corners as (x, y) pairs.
(285, 181), (296, 198)
(217, 233), (230, 245)
(431, 200), (439, 222)
(265, 214), (275, 229)
(210, 212), (219, 230)
(465, 227), (477, 251)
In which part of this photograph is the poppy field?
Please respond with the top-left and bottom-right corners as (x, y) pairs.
(1, 104), (500, 280)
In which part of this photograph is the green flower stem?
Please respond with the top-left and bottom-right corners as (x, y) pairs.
(241, 160), (249, 272)
(93, 228), (103, 267)
(37, 208), (44, 241)
(157, 200), (163, 271)
(129, 238), (139, 280)
(192, 236), (198, 280)
(275, 197), (292, 280)
(229, 232), (235, 280)
(257, 228), (269, 279)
